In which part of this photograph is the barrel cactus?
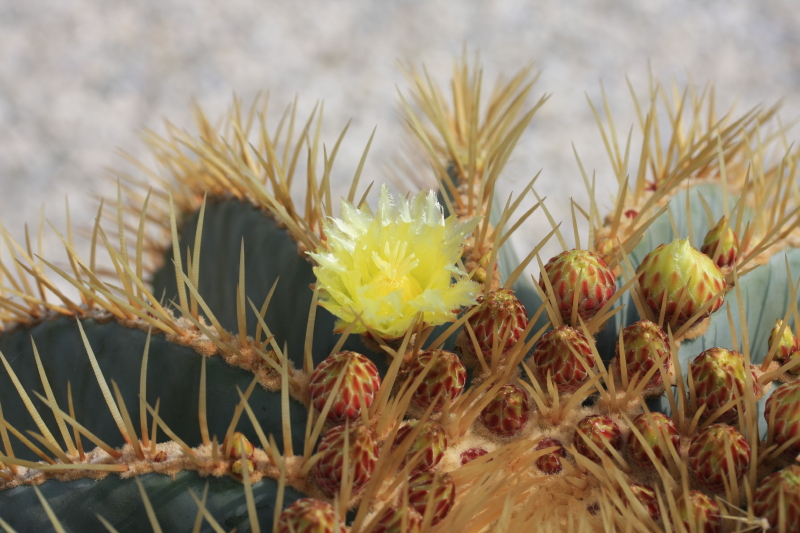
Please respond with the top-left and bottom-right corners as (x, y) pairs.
(0, 56), (798, 533)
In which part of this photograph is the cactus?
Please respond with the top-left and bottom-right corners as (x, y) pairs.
(0, 55), (799, 533)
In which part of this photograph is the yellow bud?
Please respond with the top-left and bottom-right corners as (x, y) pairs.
(229, 431), (254, 460)
(231, 458), (255, 478)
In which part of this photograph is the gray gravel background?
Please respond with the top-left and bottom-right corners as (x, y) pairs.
(1, 0), (799, 296)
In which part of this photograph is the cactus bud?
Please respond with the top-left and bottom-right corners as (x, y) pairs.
(309, 351), (381, 425)
(689, 347), (760, 424)
(769, 319), (800, 375)
(534, 437), (566, 474)
(371, 505), (424, 533)
(462, 289), (528, 364)
(408, 470), (456, 525)
(700, 216), (739, 267)
(574, 415), (623, 464)
(672, 490), (721, 533)
(528, 326), (595, 394)
(688, 423), (750, 492)
(407, 350), (466, 411)
(230, 458), (254, 478)
(621, 483), (660, 522)
(313, 425), (379, 497)
(539, 249), (616, 324)
(459, 448), (489, 465)
(229, 431), (254, 460)
(752, 465), (800, 532)
(628, 412), (680, 469)
(764, 380), (800, 456)
(393, 420), (448, 473)
(277, 498), (346, 533)
(636, 238), (725, 327)
(479, 383), (531, 437)
(614, 320), (671, 389)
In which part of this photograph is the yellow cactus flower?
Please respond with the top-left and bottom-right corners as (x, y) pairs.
(309, 184), (480, 338)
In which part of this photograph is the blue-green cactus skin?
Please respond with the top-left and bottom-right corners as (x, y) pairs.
(0, 316), (309, 530)
(0, 317), (309, 460)
(2, 471), (305, 533)
(153, 198), (356, 370)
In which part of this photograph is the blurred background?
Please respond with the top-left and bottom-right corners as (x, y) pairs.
(1, 0), (799, 294)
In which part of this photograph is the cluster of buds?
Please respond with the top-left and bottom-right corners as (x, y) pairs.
(304, 350), (385, 505)
(283, 230), (756, 531)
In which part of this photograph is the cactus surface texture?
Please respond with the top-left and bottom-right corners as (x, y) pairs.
(1, 57), (799, 533)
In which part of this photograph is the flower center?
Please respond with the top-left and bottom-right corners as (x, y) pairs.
(365, 240), (423, 300)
